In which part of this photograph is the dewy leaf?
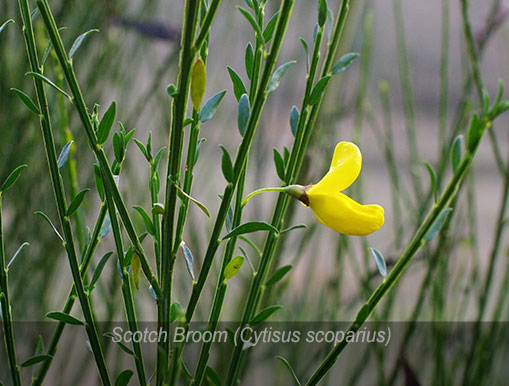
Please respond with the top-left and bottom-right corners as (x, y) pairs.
(224, 256), (245, 280)
(89, 251), (113, 288)
(263, 11), (280, 43)
(276, 356), (301, 386)
(331, 52), (360, 75)
(0, 19), (14, 36)
(7, 242), (30, 269)
(289, 106), (299, 137)
(1, 164), (27, 193)
(451, 135), (464, 174)
(424, 208), (453, 241)
(245, 42), (254, 79)
(115, 369), (134, 386)
(308, 75), (331, 105)
(424, 162), (437, 203)
(200, 90), (227, 122)
(67, 188), (90, 217)
(97, 101), (116, 144)
(20, 354), (53, 368)
(69, 29), (99, 58)
(238, 7), (264, 41)
(25, 72), (72, 100)
(57, 141), (73, 168)
(220, 145), (234, 182)
(174, 184), (211, 218)
(238, 93), (250, 137)
(180, 242), (195, 281)
(273, 148), (285, 181)
(369, 248), (387, 278)
(46, 311), (84, 325)
(266, 265), (293, 286)
(267, 61), (296, 93)
(133, 205), (155, 235)
(227, 66), (248, 102)
(251, 305), (283, 325)
(11, 88), (40, 114)
(34, 211), (63, 241)
(223, 221), (278, 240)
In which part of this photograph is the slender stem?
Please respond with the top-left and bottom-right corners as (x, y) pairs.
(18, 0), (111, 383)
(438, 0), (450, 160)
(35, 0), (161, 299)
(0, 195), (22, 386)
(194, 0), (222, 50)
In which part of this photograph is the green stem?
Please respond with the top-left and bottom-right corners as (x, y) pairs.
(0, 195), (22, 386)
(18, 0), (111, 383)
(35, 0), (161, 299)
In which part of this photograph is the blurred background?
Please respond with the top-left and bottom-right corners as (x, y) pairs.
(1, 0), (509, 384)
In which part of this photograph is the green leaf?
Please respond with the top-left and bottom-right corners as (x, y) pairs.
(206, 366), (222, 386)
(200, 90), (227, 122)
(46, 311), (83, 325)
(170, 302), (182, 322)
(424, 162), (437, 203)
(97, 101), (116, 144)
(93, 164), (104, 200)
(245, 42), (254, 79)
(34, 211), (63, 241)
(226, 205), (233, 232)
(195, 138), (207, 166)
(238, 7), (264, 41)
(317, 0), (327, 26)
(263, 11), (280, 43)
(467, 115), (482, 151)
(89, 251), (113, 288)
(174, 184), (211, 218)
(0, 19), (14, 36)
(167, 83), (177, 97)
(331, 52), (359, 75)
(266, 265), (293, 286)
(451, 135), (464, 174)
(238, 93), (250, 136)
(180, 242), (195, 281)
(115, 370), (134, 386)
(267, 61), (296, 93)
(104, 333), (136, 356)
(308, 75), (331, 105)
(11, 88), (40, 114)
(151, 202), (165, 215)
(369, 248), (387, 278)
(133, 206), (155, 235)
(326, 8), (334, 40)
(220, 145), (234, 182)
(25, 72), (71, 99)
(299, 38), (309, 72)
(227, 67), (247, 102)
(57, 141), (73, 168)
(113, 132), (124, 162)
(67, 188), (89, 216)
(1, 164), (27, 193)
(224, 256), (244, 280)
(134, 138), (149, 161)
(223, 221), (278, 240)
(7, 242), (30, 269)
(273, 148), (285, 180)
(424, 208), (453, 241)
(69, 29), (99, 58)
(251, 305), (283, 325)
(276, 356), (301, 385)
(21, 354), (53, 368)
(30, 8), (40, 20)
(153, 147), (166, 170)
(289, 106), (299, 136)
(280, 224), (307, 234)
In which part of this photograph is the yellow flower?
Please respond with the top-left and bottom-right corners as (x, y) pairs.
(304, 141), (384, 236)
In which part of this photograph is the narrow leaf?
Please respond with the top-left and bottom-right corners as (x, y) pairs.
(113, 132), (124, 162)
(424, 208), (453, 241)
(115, 370), (134, 386)
(133, 206), (155, 235)
(1, 164), (27, 192)
(89, 251), (113, 288)
(21, 355), (53, 368)
(57, 141), (73, 168)
(299, 38), (309, 72)
(276, 356), (301, 385)
(7, 242), (29, 269)
(251, 305), (283, 325)
(180, 242), (195, 281)
(34, 211), (63, 241)
(220, 145), (234, 182)
(280, 224), (307, 234)
(69, 29), (99, 58)
(266, 265), (293, 286)
(424, 162), (437, 203)
(224, 256), (244, 280)
(0, 19), (14, 36)
(226, 205), (233, 232)
(263, 11), (280, 43)
(267, 61), (296, 93)
(451, 135), (464, 174)
(46, 311), (83, 325)
(223, 221), (278, 240)
(205, 366), (222, 386)
(273, 148), (285, 180)
(238, 7), (264, 41)
(100, 214), (111, 238)
(26, 72), (71, 99)
(289, 106), (299, 136)
(200, 90), (227, 122)
(369, 248), (387, 278)
(308, 75), (331, 105)
(331, 52), (360, 75)
(97, 101), (116, 144)
(238, 93), (250, 136)
(11, 88), (40, 114)
(245, 42), (254, 79)
(174, 184), (211, 218)
(67, 189), (90, 217)
(227, 66), (247, 101)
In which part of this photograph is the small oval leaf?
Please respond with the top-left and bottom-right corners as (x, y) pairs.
(115, 369), (134, 386)
(267, 61), (296, 93)
(180, 242), (195, 281)
(369, 248), (387, 278)
(266, 265), (293, 286)
(46, 311), (84, 325)
(331, 52), (360, 75)
(200, 90), (227, 122)
(223, 221), (278, 240)
(224, 256), (245, 280)
(97, 101), (116, 145)
(424, 208), (453, 241)
(1, 164), (27, 193)
(57, 141), (73, 168)
(133, 206), (155, 235)
(273, 148), (285, 181)
(67, 189), (90, 217)
(227, 66), (248, 102)
(289, 106), (299, 137)
(308, 75), (331, 105)
(21, 354), (53, 368)
(251, 305), (283, 325)
(11, 88), (40, 114)
(220, 145), (234, 182)
(451, 135), (464, 174)
(238, 93), (250, 137)
(69, 29), (99, 59)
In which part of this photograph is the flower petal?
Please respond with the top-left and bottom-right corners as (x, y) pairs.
(308, 190), (384, 236)
(308, 141), (362, 195)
